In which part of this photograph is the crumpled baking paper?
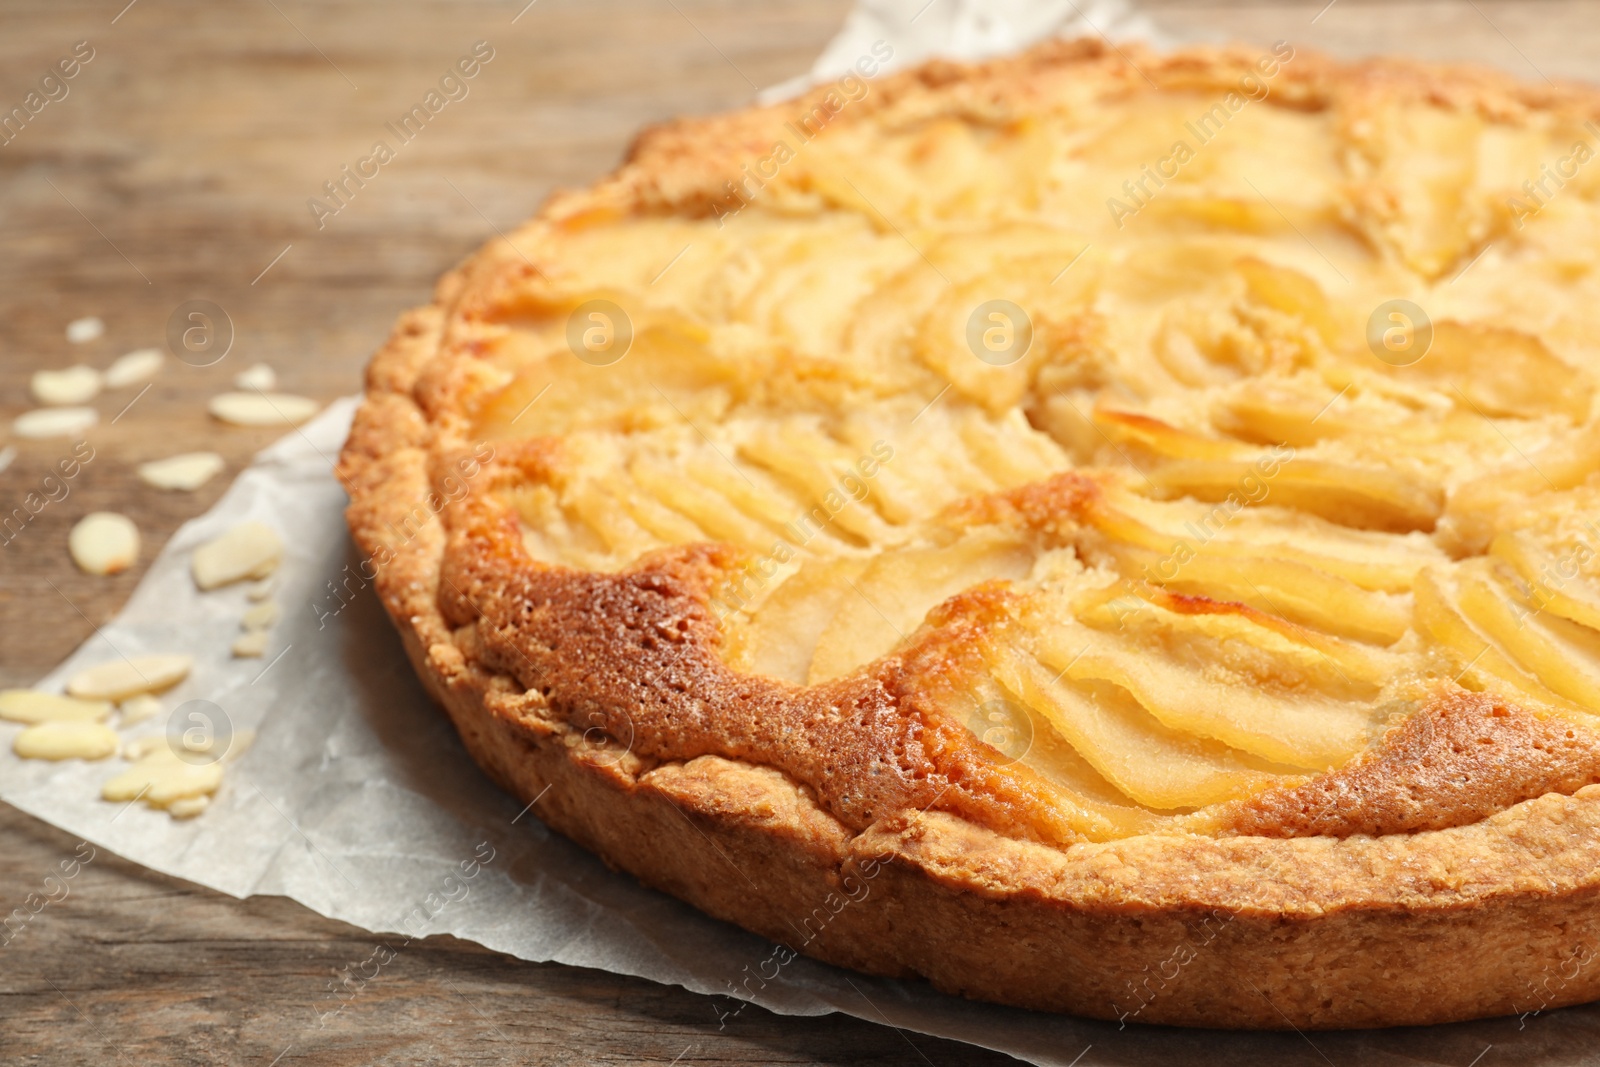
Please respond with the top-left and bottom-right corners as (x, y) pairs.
(7, 4), (1600, 1063)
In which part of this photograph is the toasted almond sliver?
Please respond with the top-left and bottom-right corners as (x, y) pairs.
(137, 452), (226, 491)
(241, 600), (279, 631)
(31, 365), (103, 406)
(192, 521), (282, 590)
(66, 316), (105, 344)
(13, 406), (98, 440)
(69, 512), (140, 576)
(166, 794), (212, 818)
(208, 392), (319, 427)
(15, 721), (120, 761)
(0, 690), (113, 724)
(67, 654), (192, 702)
(231, 631), (269, 658)
(233, 363), (277, 391)
(104, 348), (164, 388)
(117, 694), (162, 727)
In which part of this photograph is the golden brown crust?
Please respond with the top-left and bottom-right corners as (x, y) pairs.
(1222, 692), (1600, 838)
(338, 38), (1600, 1028)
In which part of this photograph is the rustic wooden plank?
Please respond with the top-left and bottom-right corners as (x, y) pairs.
(2, 1), (1595, 1062)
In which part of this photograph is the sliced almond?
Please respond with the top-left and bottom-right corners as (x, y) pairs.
(0, 690), (112, 724)
(67, 654), (192, 702)
(208, 392), (319, 427)
(117, 694), (162, 727)
(231, 631), (269, 658)
(246, 577), (276, 601)
(233, 363), (277, 391)
(69, 512), (140, 576)
(241, 600), (279, 631)
(192, 521), (281, 590)
(15, 721), (119, 761)
(31, 365), (103, 406)
(122, 736), (164, 761)
(166, 794), (212, 819)
(13, 406), (98, 440)
(103, 750), (222, 804)
(137, 452), (225, 491)
(104, 348), (164, 388)
(0, 445), (14, 474)
(66, 316), (105, 344)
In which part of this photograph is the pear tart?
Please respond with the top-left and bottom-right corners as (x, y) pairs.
(339, 40), (1600, 1028)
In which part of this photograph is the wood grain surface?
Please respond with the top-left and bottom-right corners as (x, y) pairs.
(3, 1), (1598, 1063)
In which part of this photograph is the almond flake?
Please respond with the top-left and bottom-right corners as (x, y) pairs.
(117, 694), (162, 727)
(122, 736), (163, 761)
(31, 365), (103, 406)
(241, 600), (279, 631)
(137, 452), (225, 491)
(67, 654), (192, 702)
(15, 721), (119, 761)
(105, 348), (164, 388)
(192, 521), (282, 590)
(0, 690), (112, 724)
(208, 392), (319, 427)
(231, 631), (269, 658)
(233, 363), (277, 391)
(13, 406), (97, 440)
(103, 750), (222, 804)
(246, 577), (276, 601)
(0, 445), (14, 474)
(66, 316), (105, 344)
(166, 794), (212, 818)
(69, 512), (140, 576)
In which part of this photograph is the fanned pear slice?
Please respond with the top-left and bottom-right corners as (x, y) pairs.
(1095, 408), (1443, 532)
(630, 454), (775, 552)
(987, 643), (1295, 809)
(934, 675), (1169, 841)
(808, 533), (1035, 684)
(1487, 482), (1600, 634)
(1032, 588), (1386, 769)
(1454, 558), (1600, 712)
(1444, 423), (1600, 553)
(724, 557), (869, 684)
(1412, 566), (1588, 718)
(1106, 543), (1411, 645)
(1090, 485), (1443, 592)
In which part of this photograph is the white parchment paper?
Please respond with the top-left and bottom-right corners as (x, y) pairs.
(7, 4), (1600, 1063)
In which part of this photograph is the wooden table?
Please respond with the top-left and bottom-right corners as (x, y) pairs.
(4, 1), (1597, 1062)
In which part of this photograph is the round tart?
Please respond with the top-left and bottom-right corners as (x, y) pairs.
(338, 39), (1600, 1028)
